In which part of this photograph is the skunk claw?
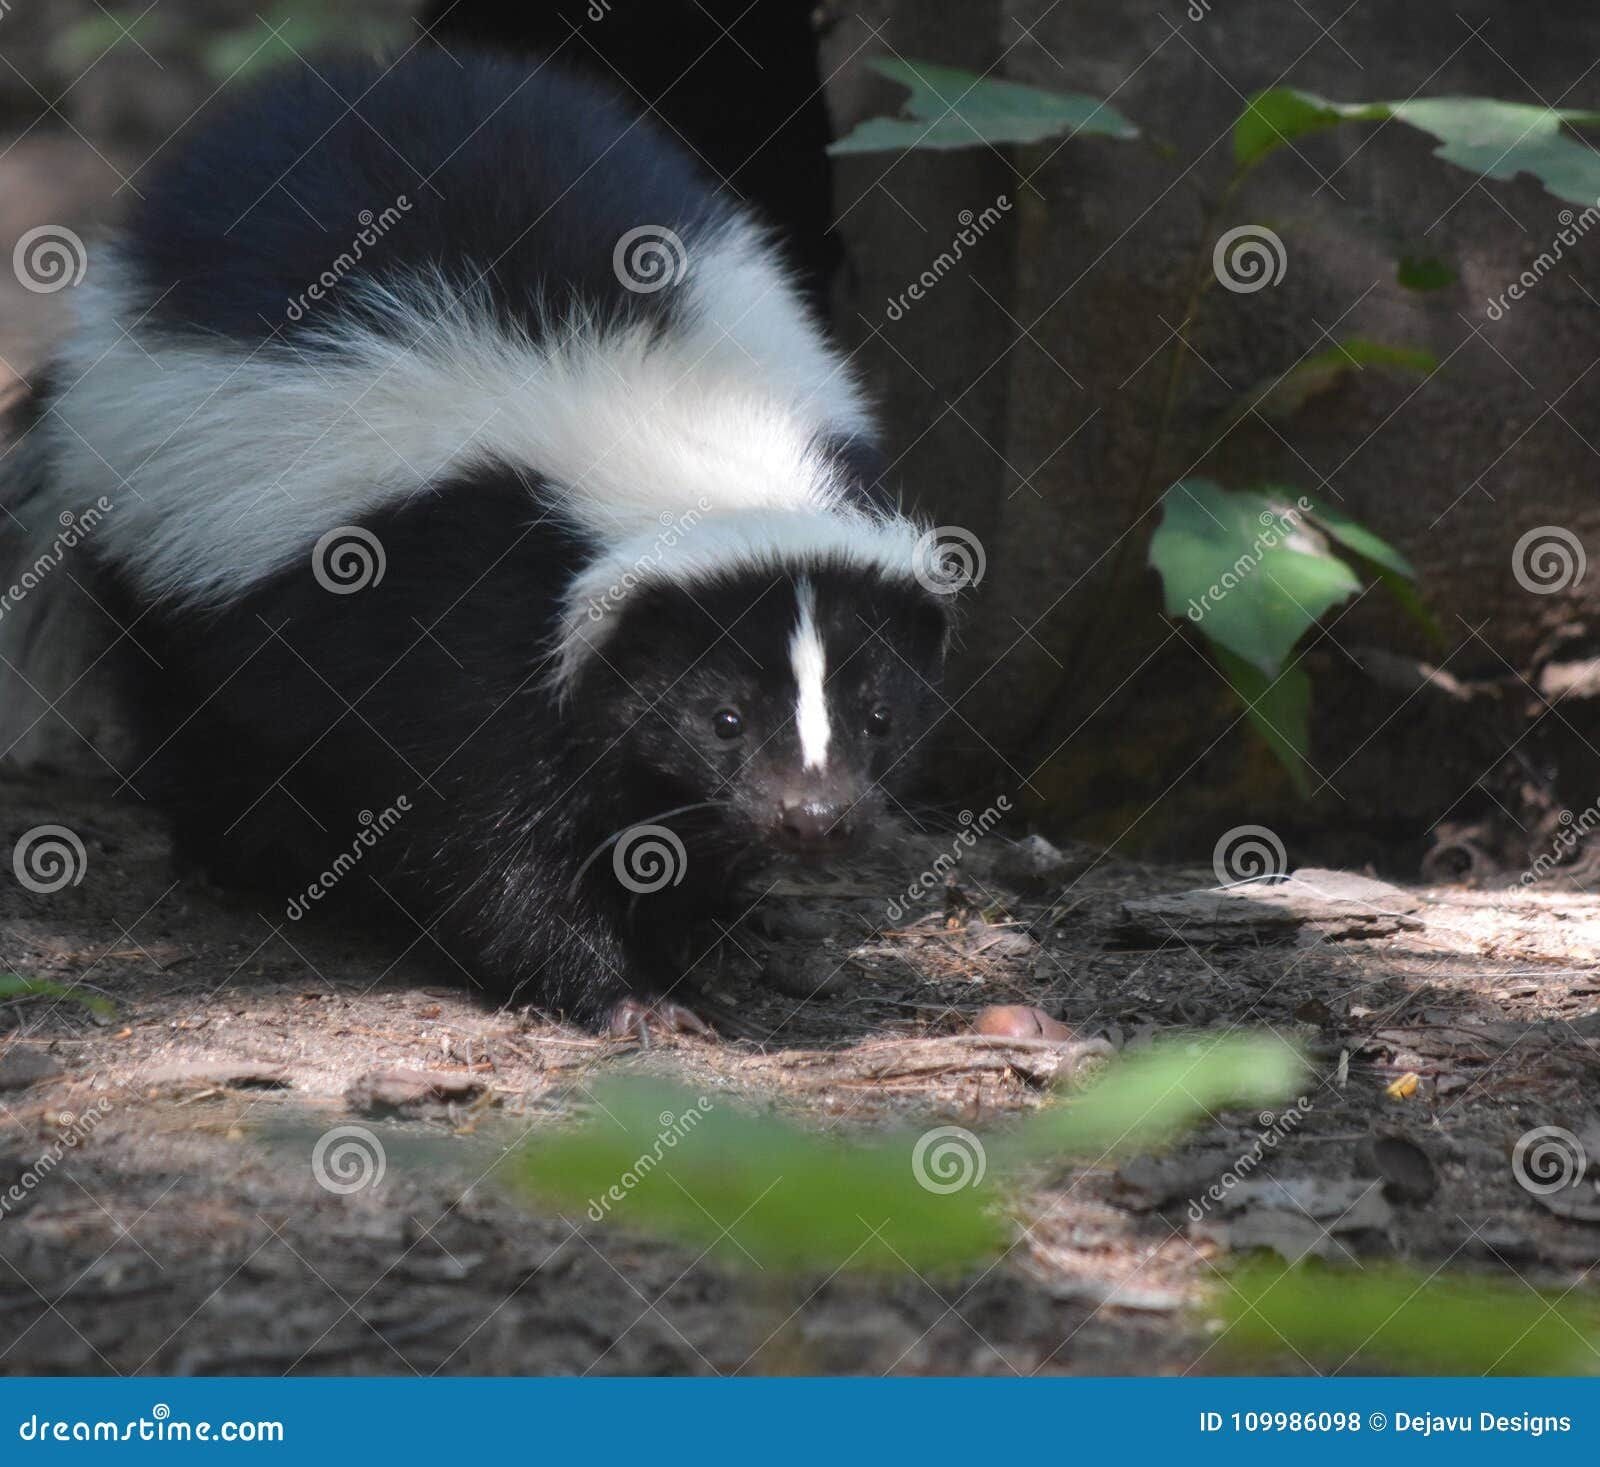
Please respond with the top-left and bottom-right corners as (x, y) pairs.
(606, 997), (714, 1043)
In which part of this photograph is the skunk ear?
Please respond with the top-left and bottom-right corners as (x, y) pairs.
(920, 591), (958, 657)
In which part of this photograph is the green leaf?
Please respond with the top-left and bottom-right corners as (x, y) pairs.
(1218, 1262), (1600, 1375)
(1215, 649), (1313, 796)
(1392, 96), (1600, 208)
(830, 59), (1138, 155)
(1230, 337), (1436, 425)
(1397, 254), (1457, 290)
(203, 5), (406, 82)
(0, 975), (115, 1019)
(1149, 479), (1361, 676)
(1235, 88), (1600, 209)
(1006, 1035), (1302, 1164)
(1299, 493), (1416, 581)
(50, 11), (174, 70)
(513, 1083), (1005, 1276)
(1233, 88), (1384, 169)
(1297, 495), (1441, 642)
(511, 1037), (1298, 1277)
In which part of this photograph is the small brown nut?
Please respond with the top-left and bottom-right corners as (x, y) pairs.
(972, 1004), (1074, 1041)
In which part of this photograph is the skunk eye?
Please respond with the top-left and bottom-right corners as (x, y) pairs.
(712, 708), (745, 741)
(867, 706), (893, 738)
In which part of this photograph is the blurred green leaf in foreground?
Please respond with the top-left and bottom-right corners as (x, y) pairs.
(513, 1034), (1301, 1277)
(0, 974), (114, 1019)
(1218, 1262), (1600, 1375)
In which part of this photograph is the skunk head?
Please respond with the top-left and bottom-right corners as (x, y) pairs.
(576, 562), (950, 854)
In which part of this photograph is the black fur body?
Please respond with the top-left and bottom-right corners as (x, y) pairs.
(0, 52), (953, 1029)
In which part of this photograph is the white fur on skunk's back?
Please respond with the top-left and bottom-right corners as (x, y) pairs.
(36, 218), (925, 686)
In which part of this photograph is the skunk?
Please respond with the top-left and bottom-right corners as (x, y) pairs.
(0, 51), (958, 1035)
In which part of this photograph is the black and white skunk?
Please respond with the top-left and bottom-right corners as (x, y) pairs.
(0, 52), (958, 1035)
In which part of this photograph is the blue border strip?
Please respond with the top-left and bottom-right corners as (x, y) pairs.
(0, 1378), (1592, 1461)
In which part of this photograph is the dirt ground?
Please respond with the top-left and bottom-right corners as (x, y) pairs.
(2, 769), (1598, 1378)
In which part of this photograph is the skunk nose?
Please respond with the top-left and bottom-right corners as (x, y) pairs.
(778, 799), (849, 847)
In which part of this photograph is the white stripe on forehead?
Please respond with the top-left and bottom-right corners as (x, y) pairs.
(789, 577), (830, 771)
